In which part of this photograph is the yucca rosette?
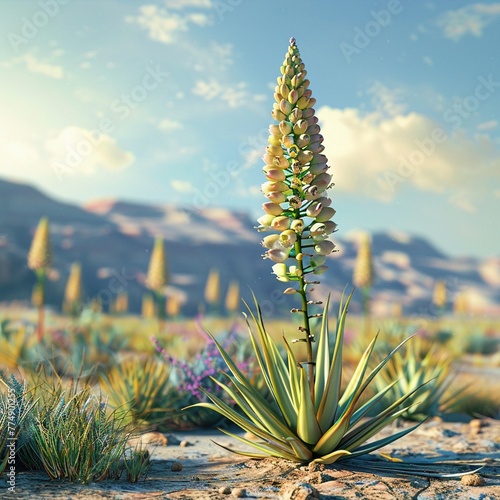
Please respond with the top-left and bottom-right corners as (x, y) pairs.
(258, 38), (336, 284)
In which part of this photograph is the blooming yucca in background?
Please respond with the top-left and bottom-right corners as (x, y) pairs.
(190, 38), (427, 464)
(27, 216), (52, 341)
(63, 262), (83, 318)
(353, 233), (375, 335)
(204, 268), (221, 314)
(145, 237), (168, 328)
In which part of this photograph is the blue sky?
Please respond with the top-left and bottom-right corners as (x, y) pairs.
(1, 0), (499, 258)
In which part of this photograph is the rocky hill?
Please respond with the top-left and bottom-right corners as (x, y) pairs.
(0, 178), (498, 316)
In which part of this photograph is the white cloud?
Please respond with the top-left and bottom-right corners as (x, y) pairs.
(437, 3), (500, 41)
(171, 179), (194, 192)
(477, 119), (498, 130)
(46, 127), (134, 175)
(126, 4), (211, 44)
(192, 79), (264, 108)
(159, 118), (183, 131)
(317, 104), (500, 206)
(2, 54), (64, 79)
(164, 0), (213, 8)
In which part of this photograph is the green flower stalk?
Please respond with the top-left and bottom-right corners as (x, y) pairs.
(257, 37), (337, 396)
(146, 237), (168, 327)
(27, 216), (52, 341)
(433, 279), (447, 312)
(63, 263), (82, 318)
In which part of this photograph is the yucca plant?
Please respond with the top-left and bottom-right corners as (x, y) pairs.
(63, 262), (83, 318)
(188, 38), (427, 464)
(27, 216), (52, 342)
(353, 233), (374, 336)
(372, 336), (459, 421)
(100, 358), (177, 427)
(145, 237), (168, 329)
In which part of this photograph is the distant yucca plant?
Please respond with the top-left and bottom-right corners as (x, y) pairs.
(372, 337), (458, 421)
(353, 233), (374, 329)
(189, 38), (426, 464)
(27, 216), (52, 341)
(63, 262), (83, 317)
(146, 237), (168, 328)
(204, 268), (221, 314)
(225, 280), (240, 315)
(100, 358), (176, 427)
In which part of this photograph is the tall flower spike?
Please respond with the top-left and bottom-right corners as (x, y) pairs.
(259, 38), (336, 282)
(258, 37), (337, 394)
(28, 216), (52, 271)
(146, 237), (168, 292)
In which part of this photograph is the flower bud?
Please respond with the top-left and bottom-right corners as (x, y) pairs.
(287, 89), (299, 104)
(314, 240), (336, 256)
(296, 95), (310, 109)
(315, 207), (336, 222)
(267, 248), (289, 263)
(306, 201), (323, 218)
(312, 173), (332, 190)
(312, 265), (328, 275)
(268, 135), (281, 147)
(262, 202), (284, 216)
(297, 134), (310, 148)
(283, 287), (297, 294)
(265, 169), (286, 182)
(257, 214), (275, 227)
(310, 222), (326, 237)
(280, 99), (292, 115)
(304, 185), (320, 200)
(282, 135), (294, 149)
(262, 234), (280, 248)
(290, 219), (305, 233)
(269, 124), (281, 136)
(266, 191), (287, 203)
(293, 119), (308, 135)
(279, 120), (293, 135)
(289, 108), (302, 123)
(323, 221), (338, 234)
(271, 216), (291, 231)
(272, 109), (286, 121)
(297, 150), (314, 164)
(279, 83), (289, 98)
(279, 229), (297, 248)
(266, 144), (284, 156)
(262, 181), (288, 194)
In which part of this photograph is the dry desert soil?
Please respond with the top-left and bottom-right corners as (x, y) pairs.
(2, 417), (499, 499)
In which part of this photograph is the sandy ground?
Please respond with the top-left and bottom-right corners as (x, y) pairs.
(2, 418), (499, 499)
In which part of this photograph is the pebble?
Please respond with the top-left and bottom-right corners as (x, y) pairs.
(170, 461), (183, 472)
(218, 486), (231, 494)
(180, 440), (190, 447)
(281, 481), (320, 499)
(461, 473), (486, 486)
(231, 487), (246, 497)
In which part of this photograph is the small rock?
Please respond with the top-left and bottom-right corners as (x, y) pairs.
(180, 440), (190, 447)
(469, 419), (483, 435)
(281, 481), (320, 499)
(128, 431), (168, 448)
(218, 486), (231, 494)
(170, 461), (183, 472)
(461, 473), (485, 486)
(231, 487), (246, 497)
